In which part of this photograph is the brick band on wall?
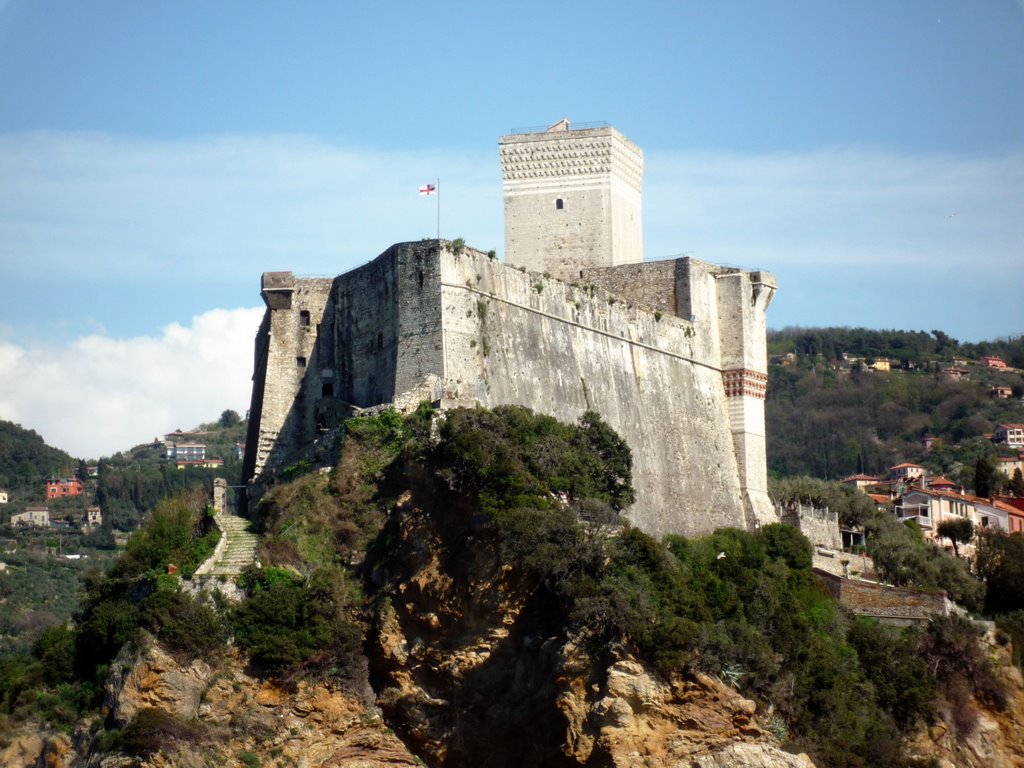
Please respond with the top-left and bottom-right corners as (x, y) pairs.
(722, 369), (768, 399)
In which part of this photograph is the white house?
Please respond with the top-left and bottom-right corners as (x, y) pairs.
(993, 424), (1024, 449)
(897, 488), (1009, 537)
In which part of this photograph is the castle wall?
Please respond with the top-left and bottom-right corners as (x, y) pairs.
(245, 242), (777, 540)
(437, 248), (747, 540)
(244, 275), (334, 483)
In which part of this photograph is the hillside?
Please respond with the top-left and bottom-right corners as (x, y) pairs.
(3, 407), (1022, 767)
(0, 411), (246, 661)
(0, 420), (76, 503)
(766, 328), (1024, 482)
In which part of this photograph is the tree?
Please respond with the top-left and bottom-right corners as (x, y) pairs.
(218, 409), (241, 428)
(1010, 468), (1024, 498)
(975, 529), (1024, 615)
(937, 517), (974, 558)
(973, 456), (998, 498)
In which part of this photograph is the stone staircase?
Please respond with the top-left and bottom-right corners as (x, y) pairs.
(202, 513), (259, 578)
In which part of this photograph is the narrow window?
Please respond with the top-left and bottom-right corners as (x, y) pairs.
(377, 331), (384, 350)
(296, 356), (306, 367)
(555, 198), (564, 210)
(299, 310), (310, 326)
(322, 383), (334, 398)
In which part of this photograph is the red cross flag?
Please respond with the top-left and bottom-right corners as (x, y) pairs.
(419, 183), (436, 196)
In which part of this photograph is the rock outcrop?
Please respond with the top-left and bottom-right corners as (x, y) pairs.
(366, 486), (814, 767)
(907, 631), (1024, 768)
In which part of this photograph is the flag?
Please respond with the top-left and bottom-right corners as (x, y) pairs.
(419, 183), (436, 196)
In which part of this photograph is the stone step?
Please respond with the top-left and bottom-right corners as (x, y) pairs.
(200, 513), (260, 577)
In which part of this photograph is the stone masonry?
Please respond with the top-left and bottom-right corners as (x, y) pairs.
(500, 120), (643, 281)
(243, 123), (778, 539)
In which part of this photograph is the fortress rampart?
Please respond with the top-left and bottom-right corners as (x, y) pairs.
(243, 121), (778, 539)
(243, 240), (777, 539)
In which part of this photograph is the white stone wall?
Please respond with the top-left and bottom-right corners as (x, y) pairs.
(437, 248), (750, 539)
(500, 126), (643, 281)
(245, 242), (779, 540)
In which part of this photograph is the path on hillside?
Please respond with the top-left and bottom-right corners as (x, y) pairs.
(201, 513), (259, 578)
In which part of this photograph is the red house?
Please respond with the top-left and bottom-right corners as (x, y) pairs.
(981, 356), (1007, 369)
(46, 476), (84, 499)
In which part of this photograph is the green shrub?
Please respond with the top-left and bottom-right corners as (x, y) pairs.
(232, 566), (361, 675)
(138, 589), (229, 661)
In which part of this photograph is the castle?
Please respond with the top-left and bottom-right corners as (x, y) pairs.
(242, 120), (778, 539)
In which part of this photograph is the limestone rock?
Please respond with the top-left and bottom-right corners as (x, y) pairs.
(104, 634), (212, 725)
(0, 732), (73, 768)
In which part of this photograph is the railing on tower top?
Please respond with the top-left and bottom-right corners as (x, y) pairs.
(508, 121), (611, 135)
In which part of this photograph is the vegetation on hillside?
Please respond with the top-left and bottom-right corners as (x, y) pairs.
(769, 327), (1024, 370)
(0, 420), (75, 502)
(766, 334), (1024, 482)
(1, 405), (1017, 767)
(0, 489), (222, 731)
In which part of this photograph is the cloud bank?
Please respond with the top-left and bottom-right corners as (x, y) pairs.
(0, 307), (264, 458)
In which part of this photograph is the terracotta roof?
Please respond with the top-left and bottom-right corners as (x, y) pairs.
(928, 476), (956, 487)
(889, 463), (925, 470)
(996, 423), (1024, 430)
(867, 494), (891, 505)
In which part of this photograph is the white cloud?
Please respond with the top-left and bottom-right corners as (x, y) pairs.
(0, 307), (265, 458)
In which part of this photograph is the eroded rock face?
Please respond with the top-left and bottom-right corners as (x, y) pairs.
(366, 490), (816, 768)
(0, 732), (73, 768)
(105, 635), (212, 725)
(586, 662), (815, 768)
(906, 638), (1024, 768)
(83, 637), (420, 768)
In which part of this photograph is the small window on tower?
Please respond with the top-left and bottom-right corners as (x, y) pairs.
(555, 198), (564, 210)
(299, 310), (310, 326)
(296, 356), (306, 368)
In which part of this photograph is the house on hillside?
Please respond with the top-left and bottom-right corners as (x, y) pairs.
(46, 477), (84, 499)
(868, 358), (891, 372)
(989, 386), (1014, 399)
(867, 493), (892, 510)
(927, 476), (958, 492)
(11, 507), (50, 527)
(982, 356), (1007, 369)
(922, 436), (942, 452)
(940, 367), (969, 381)
(996, 454), (1024, 479)
(841, 474), (881, 492)
(163, 442), (223, 469)
(993, 424), (1024, 449)
(889, 463), (926, 487)
(998, 497), (1024, 533)
(0, 490), (7, 504)
(166, 442), (206, 461)
(83, 506), (102, 528)
(897, 488), (1009, 538)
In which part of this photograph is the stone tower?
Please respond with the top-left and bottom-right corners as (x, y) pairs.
(500, 119), (643, 281)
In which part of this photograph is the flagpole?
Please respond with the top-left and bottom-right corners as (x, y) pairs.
(436, 178), (440, 241)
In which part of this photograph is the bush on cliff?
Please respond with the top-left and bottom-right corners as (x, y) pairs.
(231, 565), (361, 675)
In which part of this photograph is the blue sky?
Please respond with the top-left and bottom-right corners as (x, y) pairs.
(1, 0), (1022, 457)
